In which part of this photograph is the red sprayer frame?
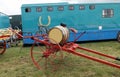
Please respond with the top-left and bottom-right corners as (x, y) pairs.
(31, 34), (120, 70)
(7, 27), (120, 70)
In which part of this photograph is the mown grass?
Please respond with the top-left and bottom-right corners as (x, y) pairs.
(0, 41), (120, 77)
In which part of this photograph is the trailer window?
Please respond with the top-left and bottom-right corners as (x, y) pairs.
(58, 6), (64, 11)
(89, 5), (95, 10)
(79, 5), (85, 10)
(25, 8), (31, 13)
(36, 7), (42, 12)
(47, 6), (53, 11)
(69, 5), (74, 10)
(102, 9), (114, 18)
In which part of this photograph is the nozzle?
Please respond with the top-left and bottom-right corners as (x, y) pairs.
(60, 23), (67, 27)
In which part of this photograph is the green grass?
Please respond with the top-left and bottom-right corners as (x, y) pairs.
(0, 41), (120, 77)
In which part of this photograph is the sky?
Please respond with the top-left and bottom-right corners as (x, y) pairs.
(0, 0), (120, 15)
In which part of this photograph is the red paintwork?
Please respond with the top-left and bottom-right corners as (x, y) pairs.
(31, 37), (120, 70)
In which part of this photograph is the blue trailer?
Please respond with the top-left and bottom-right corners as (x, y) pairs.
(21, 2), (120, 45)
(0, 12), (10, 28)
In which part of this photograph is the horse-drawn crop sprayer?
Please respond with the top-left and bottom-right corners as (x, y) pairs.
(28, 23), (120, 71)
(1, 23), (120, 71)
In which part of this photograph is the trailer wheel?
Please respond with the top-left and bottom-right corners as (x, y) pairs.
(117, 32), (120, 42)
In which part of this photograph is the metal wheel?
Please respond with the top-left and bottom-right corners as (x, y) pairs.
(30, 38), (63, 70)
(30, 41), (49, 70)
(117, 31), (120, 42)
(0, 40), (6, 55)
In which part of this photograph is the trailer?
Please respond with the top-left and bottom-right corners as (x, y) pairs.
(21, 2), (120, 45)
(0, 12), (10, 28)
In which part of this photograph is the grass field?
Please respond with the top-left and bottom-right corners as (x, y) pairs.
(0, 41), (120, 77)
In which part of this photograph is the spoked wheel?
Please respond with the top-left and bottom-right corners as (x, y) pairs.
(30, 38), (63, 71)
(0, 40), (6, 55)
(30, 41), (49, 70)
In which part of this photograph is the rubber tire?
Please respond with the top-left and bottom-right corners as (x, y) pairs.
(117, 31), (120, 43)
